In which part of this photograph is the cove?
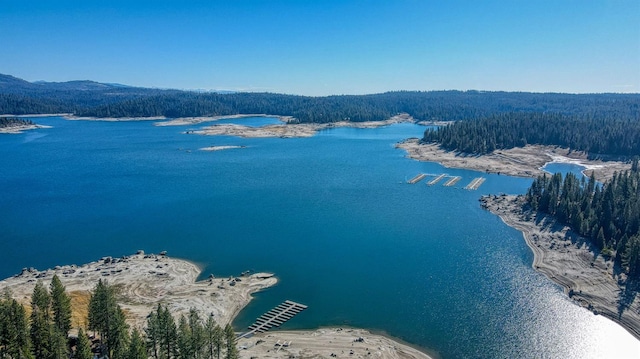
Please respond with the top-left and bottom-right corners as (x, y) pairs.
(0, 116), (638, 358)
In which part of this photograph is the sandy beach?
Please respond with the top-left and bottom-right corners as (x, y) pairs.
(481, 195), (640, 340)
(396, 138), (630, 182)
(0, 252), (433, 359)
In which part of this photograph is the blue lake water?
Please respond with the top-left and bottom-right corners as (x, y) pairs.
(1, 116), (639, 358)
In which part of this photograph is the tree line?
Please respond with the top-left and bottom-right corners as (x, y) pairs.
(422, 112), (640, 158)
(2, 74), (639, 124)
(0, 277), (238, 359)
(525, 164), (640, 279)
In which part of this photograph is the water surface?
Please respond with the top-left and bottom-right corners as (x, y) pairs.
(1, 116), (638, 358)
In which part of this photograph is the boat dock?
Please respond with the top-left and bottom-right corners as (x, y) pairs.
(427, 174), (446, 186)
(407, 173), (427, 184)
(443, 176), (461, 186)
(238, 300), (308, 339)
(465, 177), (486, 190)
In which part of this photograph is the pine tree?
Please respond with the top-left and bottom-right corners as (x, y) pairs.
(50, 275), (72, 338)
(223, 324), (238, 359)
(30, 281), (53, 359)
(75, 328), (93, 359)
(204, 315), (223, 359)
(0, 292), (32, 358)
(128, 328), (148, 359)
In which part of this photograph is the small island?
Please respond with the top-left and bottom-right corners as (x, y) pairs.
(0, 116), (50, 134)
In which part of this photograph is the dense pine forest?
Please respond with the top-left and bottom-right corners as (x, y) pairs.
(422, 112), (640, 157)
(0, 278), (238, 359)
(2, 74), (639, 124)
(525, 165), (640, 280)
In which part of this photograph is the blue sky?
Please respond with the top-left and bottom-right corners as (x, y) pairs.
(1, 0), (638, 95)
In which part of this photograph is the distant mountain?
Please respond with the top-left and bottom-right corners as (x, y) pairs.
(0, 73), (147, 93)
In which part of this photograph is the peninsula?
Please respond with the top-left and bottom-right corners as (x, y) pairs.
(0, 252), (433, 359)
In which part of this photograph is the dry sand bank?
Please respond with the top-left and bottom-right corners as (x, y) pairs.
(0, 252), (276, 329)
(0, 124), (52, 134)
(0, 253), (434, 359)
(396, 139), (630, 182)
(237, 328), (433, 359)
(481, 195), (640, 340)
(190, 114), (415, 139)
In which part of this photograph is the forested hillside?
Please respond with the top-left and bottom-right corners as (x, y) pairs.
(525, 167), (640, 280)
(1, 74), (638, 123)
(422, 112), (640, 157)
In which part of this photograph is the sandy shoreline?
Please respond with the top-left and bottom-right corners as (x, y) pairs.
(481, 195), (640, 340)
(0, 252), (433, 359)
(0, 124), (52, 134)
(396, 138), (630, 182)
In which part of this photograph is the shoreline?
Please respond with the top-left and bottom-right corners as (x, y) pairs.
(481, 195), (640, 340)
(0, 252), (433, 359)
(396, 138), (630, 182)
(0, 124), (52, 134)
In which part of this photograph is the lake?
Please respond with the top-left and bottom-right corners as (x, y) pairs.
(1, 116), (638, 358)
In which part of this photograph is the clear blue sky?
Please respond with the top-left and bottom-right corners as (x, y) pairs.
(1, 0), (639, 95)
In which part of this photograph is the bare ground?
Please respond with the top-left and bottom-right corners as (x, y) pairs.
(396, 139), (630, 182)
(238, 328), (433, 359)
(0, 252), (276, 330)
(480, 195), (640, 340)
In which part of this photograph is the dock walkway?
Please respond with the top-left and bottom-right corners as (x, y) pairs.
(407, 173), (427, 184)
(427, 174), (446, 186)
(238, 300), (308, 339)
(465, 177), (486, 190)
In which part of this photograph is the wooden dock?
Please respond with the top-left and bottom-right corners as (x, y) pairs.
(465, 177), (486, 190)
(427, 174), (446, 186)
(407, 173), (427, 184)
(238, 300), (308, 339)
(443, 176), (461, 186)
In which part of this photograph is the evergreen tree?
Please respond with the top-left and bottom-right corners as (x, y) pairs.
(74, 328), (93, 359)
(30, 281), (53, 359)
(204, 315), (223, 359)
(50, 275), (72, 337)
(128, 328), (148, 359)
(223, 324), (238, 359)
(0, 292), (32, 358)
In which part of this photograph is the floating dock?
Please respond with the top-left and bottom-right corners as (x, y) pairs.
(238, 300), (308, 339)
(443, 176), (462, 186)
(465, 177), (486, 190)
(407, 173), (427, 184)
(427, 174), (446, 186)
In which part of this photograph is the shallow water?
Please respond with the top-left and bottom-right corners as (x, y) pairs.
(1, 116), (638, 358)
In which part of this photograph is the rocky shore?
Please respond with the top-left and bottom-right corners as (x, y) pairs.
(481, 195), (640, 340)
